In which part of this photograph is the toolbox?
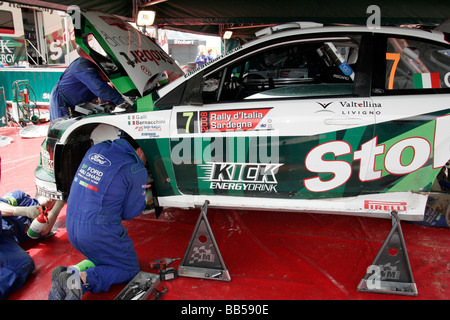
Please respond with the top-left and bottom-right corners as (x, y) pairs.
(114, 271), (164, 300)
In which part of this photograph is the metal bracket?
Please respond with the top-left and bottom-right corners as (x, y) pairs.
(357, 211), (418, 296)
(178, 200), (231, 282)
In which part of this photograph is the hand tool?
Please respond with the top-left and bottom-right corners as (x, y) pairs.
(149, 257), (180, 271)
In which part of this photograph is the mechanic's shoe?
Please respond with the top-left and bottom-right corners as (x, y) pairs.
(51, 265), (67, 280)
(48, 266), (67, 300)
(57, 268), (87, 300)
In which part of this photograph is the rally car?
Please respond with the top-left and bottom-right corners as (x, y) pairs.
(35, 11), (450, 223)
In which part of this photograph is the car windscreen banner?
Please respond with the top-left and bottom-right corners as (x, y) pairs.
(77, 11), (182, 96)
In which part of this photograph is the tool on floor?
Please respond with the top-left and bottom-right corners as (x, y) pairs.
(178, 200), (231, 282)
(159, 267), (178, 281)
(149, 258), (180, 281)
(149, 257), (180, 271)
(115, 271), (166, 300)
(153, 286), (168, 300)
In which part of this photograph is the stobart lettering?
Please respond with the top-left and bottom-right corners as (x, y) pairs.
(304, 135), (434, 192)
(129, 49), (173, 66)
(100, 30), (138, 48)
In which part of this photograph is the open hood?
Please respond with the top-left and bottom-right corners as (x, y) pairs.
(73, 10), (183, 97)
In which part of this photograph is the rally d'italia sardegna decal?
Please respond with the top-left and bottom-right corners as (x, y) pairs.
(176, 108), (273, 133)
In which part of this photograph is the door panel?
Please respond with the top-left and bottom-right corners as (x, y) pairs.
(167, 35), (381, 210)
(169, 97), (377, 200)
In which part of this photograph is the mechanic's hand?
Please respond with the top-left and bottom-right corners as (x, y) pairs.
(13, 206), (41, 219)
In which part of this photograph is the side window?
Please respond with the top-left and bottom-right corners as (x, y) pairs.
(0, 10), (14, 34)
(202, 39), (360, 103)
(385, 37), (450, 91)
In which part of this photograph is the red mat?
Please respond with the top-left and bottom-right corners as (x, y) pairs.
(1, 125), (449, 301)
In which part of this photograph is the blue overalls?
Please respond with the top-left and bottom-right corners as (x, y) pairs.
(66, 139), (147, 293)
(49, 57), (124, 121)
(0, 191), (37, 299)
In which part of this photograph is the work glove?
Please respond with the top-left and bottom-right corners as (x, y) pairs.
(13, 206), (41, 219)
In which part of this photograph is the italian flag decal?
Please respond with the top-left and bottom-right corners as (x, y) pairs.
(74, 177), (99, 192)
(413, 73), (441, 89)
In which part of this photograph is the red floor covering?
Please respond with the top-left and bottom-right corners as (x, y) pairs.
(1, 124), (449, 301)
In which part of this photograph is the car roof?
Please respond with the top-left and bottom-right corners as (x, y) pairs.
(157, 23), (449, 98)
(247, 23), (448, 47)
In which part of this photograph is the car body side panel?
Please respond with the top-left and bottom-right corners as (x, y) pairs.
(161, 100), (447, 220)
(45, 94), (448, 220)
(34, 12), (450, 222)
(168, 98), (377, 199)
(156, 192), (428, 220)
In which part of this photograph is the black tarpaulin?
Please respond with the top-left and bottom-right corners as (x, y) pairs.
(9, 0), (450, 37)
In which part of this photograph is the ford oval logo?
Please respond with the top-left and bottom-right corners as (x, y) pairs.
(88, 153), (111, 166)
(141, 65), (152, 76)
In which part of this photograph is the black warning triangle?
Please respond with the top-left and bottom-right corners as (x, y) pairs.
(358, 211), (417, 296)
(178, 200), (231, 281)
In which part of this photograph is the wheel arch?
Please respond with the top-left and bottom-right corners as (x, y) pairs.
(55, 121), (144, 199)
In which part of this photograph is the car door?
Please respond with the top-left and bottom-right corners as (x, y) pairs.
(167, 33), (377, 211)
(369, 33), (450, 203)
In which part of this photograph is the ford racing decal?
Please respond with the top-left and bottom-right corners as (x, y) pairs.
(88, 153), (111, 166)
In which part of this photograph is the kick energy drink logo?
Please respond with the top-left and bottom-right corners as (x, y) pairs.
(200, 162), (283, 192)
(0, 38), (26, 64)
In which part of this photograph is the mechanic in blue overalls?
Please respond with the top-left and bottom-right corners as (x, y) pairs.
(0, 190), (61, 299)
(49, 135), (148, 300)
(49, 56), (124, 121)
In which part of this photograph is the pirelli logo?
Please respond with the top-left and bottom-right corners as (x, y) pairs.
(364, 200), (407, 212)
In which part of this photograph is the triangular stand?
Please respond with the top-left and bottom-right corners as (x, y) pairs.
(357, 211), (418, 296)
(178, 200), (231, 281)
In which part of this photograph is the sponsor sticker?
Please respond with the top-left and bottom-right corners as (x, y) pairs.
(76, 163), (104, 190)
(199, 162), (283, 192)
(127, 114), (166, 138)
(364, 200), (407, 212)
(177, 108), (272, 134)
(88, 153), (111, 166)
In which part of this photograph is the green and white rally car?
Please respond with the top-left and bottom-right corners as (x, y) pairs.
(35, 10), (450, 224)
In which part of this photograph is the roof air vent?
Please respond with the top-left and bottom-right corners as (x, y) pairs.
(255, 22), (323, 37)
